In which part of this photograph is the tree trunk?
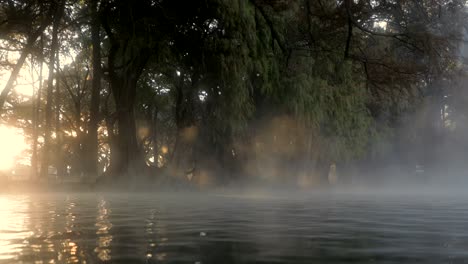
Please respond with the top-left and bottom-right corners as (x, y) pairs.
(101, 1), (151, 179)
(73, 100), (85, 176)
(150, 106), (159, 167)
(112, 78), (145, 177)
(170, 72), (198, 178)
(55, 49), (66, 179)
(85, 0), (102, 180)
(105, 55), (147, 178)
(40, 0), (65, 179)
(0, 6), (54, 111)
(105, 116), (118, 174)
(0, 47), (30, 110)
(31, 35), (44, 181)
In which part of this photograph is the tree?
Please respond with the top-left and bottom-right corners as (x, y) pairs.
(0, 0), (56, 110)
(99, 0), (158, 178)
(40, 0), (65, 178)
(84, 0), (102, 180)
(0, 0), (466, 187)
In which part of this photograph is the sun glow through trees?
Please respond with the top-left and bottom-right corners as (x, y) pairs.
(0, 125), (28, 171)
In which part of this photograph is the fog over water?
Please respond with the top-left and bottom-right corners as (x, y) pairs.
(3, 1), (468, 263)
(0, 190), (466, 264)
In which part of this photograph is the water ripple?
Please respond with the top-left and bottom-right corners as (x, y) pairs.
(0, 193), (466, 263)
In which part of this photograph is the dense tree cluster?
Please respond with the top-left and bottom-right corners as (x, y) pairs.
(0, 0), (466, 187)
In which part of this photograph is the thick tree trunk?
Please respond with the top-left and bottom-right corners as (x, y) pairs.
(85, 0), (102, 180)
(101, 1), (151, 180)
(106, 60), (148, 178)
(111, 76), (147, 178)
(40, 0), (65, 179)
(99, 88), (118, 176)
(116, 103), (141, 175)
(170, 72), (198, 178)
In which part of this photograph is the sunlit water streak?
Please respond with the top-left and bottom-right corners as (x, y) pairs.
(0, 192), (467, 263)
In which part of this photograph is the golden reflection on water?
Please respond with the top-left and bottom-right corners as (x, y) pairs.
(0, 195), (169, 263)
(145, 209), (158, 260)
(143, 208), (171, 262)
(58, 197), (84, 264)
(94, 198), (113, 261)
(0, 195), (93, 263)
(0, 195), (30, 260)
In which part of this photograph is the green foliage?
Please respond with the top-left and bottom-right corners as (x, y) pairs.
(281, 53), (374, 162)
(0, 0), (466, 181)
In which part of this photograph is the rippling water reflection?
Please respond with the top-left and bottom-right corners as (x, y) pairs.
(0, 192), (468, 263)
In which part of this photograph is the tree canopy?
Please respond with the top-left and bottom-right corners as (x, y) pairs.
(0, 0), (467, 188)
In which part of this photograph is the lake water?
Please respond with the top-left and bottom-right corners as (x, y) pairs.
(1, 190), (468, 263)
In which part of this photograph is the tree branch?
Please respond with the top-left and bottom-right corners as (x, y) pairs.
(344, 0), (403, 37)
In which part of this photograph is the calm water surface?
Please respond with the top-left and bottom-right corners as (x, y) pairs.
(0, 191), (468, 263)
